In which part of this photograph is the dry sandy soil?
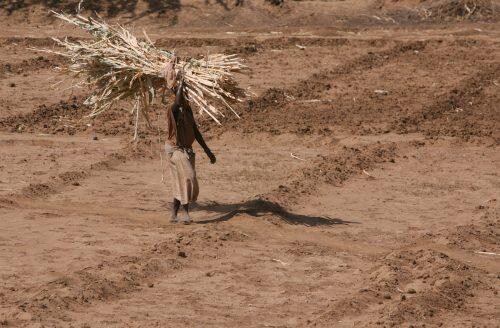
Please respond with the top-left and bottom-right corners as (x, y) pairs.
(0, 0), (499, 327)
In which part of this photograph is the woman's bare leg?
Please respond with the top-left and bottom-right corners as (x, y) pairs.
(171, 198), (181, 222)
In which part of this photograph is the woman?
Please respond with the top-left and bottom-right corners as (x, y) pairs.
(165, 79), (216, 224)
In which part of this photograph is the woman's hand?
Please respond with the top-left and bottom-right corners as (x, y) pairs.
(207, 150), (216, 164)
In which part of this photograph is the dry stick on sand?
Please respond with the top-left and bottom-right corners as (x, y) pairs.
(290, 153), (306, 161)
(474, 251), (500, 256)
(39, 12), (248, 137)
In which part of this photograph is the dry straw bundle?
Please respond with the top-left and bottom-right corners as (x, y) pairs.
(44, 12), (247, 134)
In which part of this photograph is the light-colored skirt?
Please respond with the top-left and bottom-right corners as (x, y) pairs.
(166, 147), (199, 205)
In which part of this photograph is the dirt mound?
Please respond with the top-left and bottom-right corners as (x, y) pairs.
(216, 41), (428, 136)
(0, 97), (88, 134)
(0, 97), (143, 136)
(394, 63), (500, 142)
(21, 254), (177, 324)
(264, 142), (398, 205)
(314, 203), (499, 326)
(315, 247), (494, 326)
(427, 0), (498, 21)
(13, 225), (250, 325)
(21, 183), (55, 198)
(0, 55), (62, 77)
(376, 0), (499, 21)
(0, 37), (58, 48)
(374, 249), (488, 326)
(0, 0), (180, 18)
(430, 203), (499, 252)
(0, 0), (337, 29)
(17, 154), (125, 199)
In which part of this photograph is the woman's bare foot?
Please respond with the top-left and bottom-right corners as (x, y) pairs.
(181, 204), (191, 224)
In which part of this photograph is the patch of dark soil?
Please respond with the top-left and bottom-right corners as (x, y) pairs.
(13, 224), (245, 325)
(21, 183), (55, 198)
(157, 36), (366, 55)
(264, 142), (397, 206)
(0, 197), (17, 208)
(58, 170), (88, 183)
(0, 97), (144, 136)
(0, 97), (88, 134)
(375, 0), (499, 22)
(21, 254), (179, 324)
(0, 37), (58, 48)
(0, 0), (181, 18)
(0, 55), (63, 77)
(375, 249), (488, 326)
(89, 153), (127, 170)
(225, 42), (263, 55)
(393, 63), (500, 142)
(247, 87), (289, 110)
(155, 37), (236, 49)
(17, 152), (126, 199)
(255, 36), (352, 50)
(430, 204), (499, 252)
(286, 241), (334, 257)
(427, 0), (498, 21)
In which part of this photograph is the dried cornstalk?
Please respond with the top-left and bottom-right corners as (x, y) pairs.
(41, 12), (247, 130)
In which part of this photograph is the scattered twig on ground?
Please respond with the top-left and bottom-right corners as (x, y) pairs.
(290, 153), (306, 161)
(272, 259), (289, 266)
(474, 251), (500, 256)
(297, 99), (335, 103)
(362, 169), (375, 179)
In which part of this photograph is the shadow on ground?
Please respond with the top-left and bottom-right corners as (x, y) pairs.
(193, 198), (359, 227)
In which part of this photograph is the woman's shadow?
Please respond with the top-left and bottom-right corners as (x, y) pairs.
(192, 198), (359, 227)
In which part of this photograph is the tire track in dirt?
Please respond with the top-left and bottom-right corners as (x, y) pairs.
(393, 62), (500, 141)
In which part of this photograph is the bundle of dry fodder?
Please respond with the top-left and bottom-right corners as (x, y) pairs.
(43, 12), (247, 134)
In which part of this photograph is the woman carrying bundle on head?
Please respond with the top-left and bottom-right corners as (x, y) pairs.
(164, 62), (216, 225)
(44, 14), (247, 224)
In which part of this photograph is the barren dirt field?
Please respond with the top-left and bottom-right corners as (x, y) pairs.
(0, 0), (499, 327)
